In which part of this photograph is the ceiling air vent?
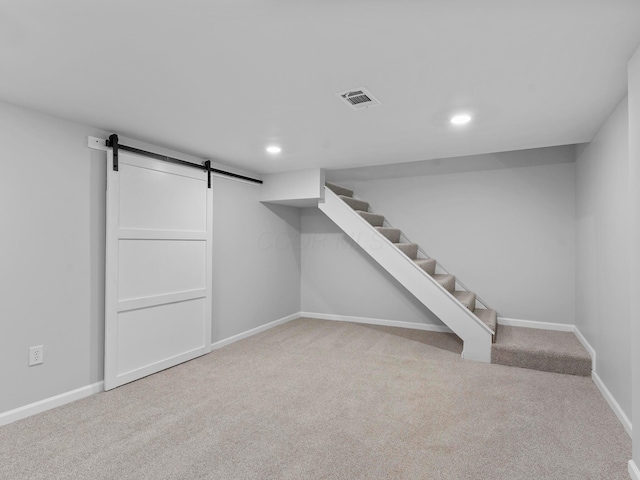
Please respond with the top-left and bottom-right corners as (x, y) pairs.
(336, 87), (381, 110)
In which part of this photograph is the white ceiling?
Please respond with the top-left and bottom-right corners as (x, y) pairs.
(1, 1), (639, 174)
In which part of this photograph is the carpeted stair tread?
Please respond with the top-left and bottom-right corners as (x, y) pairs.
(395, 242), (418, 259)
(491, 326), (591, 376)
(414, 258), (437, 275)
(474, 308), (497, 339)
(326, 182), (353, 197)
(375, 227), (401, 243)
(357, 211), (384, 226)
(452, 290), (476, 312)
(340, 195), (369, 212)
(432, 273), (455, 292)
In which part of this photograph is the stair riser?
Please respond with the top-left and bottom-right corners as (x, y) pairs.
(375, 228), (401, 243)
(433, 274), (455, 293)
(326, 183), (354, 197)
(491, 348), (591, 376)
(396, 243), (418, 259)
(474, 309), (497, 342)
(340, 196), (369, 211)
(453, 291), (476, 312)
(358, 211), (384, 227)
(414, 259), (436, 275)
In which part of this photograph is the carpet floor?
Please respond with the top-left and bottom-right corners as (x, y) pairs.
(0, 318), (631, 479)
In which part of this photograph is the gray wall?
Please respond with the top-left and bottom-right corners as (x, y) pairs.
(0, 102), (108, 414)
(575, 97), (632, 422)
(212, 180), (301, 342)
(313, 146), (576, 325)
(0, 100), (301, 415)
(628, 45), (640, 469)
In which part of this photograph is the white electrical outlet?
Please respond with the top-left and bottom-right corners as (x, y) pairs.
(29, 345), (44, 366)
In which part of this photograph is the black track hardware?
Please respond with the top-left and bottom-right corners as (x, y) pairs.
(106, 134), (262, 186)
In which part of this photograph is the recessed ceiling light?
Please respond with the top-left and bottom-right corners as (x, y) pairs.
(450, 114), (472, 125)
(266, 145), (282, 154)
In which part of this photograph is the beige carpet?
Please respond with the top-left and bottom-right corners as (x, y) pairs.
(0, 318), (630, 479)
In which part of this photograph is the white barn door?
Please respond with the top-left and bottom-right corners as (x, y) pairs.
(104, 149), (212, 391)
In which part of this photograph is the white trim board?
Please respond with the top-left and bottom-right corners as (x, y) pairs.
(630, 460), (640, 480)
(497, 316), (612, 420)
(573, 326), (632, 438)
(573, 326), (596, 372)
(211, 312), (300, 350)
(592, 371), (633, 438)
(0, 312), (300, 427)
(300, 312), (452, 333)
(497, 317), (574, 331)
(0, 382), (104, 427)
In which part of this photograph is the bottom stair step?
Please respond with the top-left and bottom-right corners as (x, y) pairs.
(474, 308), (497, 341)
(491, 326), (591, 376)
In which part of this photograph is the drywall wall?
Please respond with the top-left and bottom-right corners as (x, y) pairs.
(575, 97), (631, 421)
(212, 178), (301, 342)
(0, 101), (108, 414)
(260, 168), (325, 207)
(317, 146), (576, 326)
(628, 45), (640, 472)
(0, 100), (301, 415)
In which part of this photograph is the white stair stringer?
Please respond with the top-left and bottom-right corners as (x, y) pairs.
(318, 187), (493, 363)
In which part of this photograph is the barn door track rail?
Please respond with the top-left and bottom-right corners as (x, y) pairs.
(105, 134), (263, 186)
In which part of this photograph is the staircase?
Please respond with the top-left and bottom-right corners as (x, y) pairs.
(321, 182), (592, 376)
(320, 182), (495, 362)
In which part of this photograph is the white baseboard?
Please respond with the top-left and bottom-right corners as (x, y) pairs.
(0, 313), (300, 427)
(572, 326), (596, 372)
(0, 381), (104, 427)
(572, 326), (632, 438)
(629, 460), (640, 480)
(592, 371), (632, 438)
(211, 312), (300, 350)
(497, 317), (574, 331)
(300, 312), (452, 333)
